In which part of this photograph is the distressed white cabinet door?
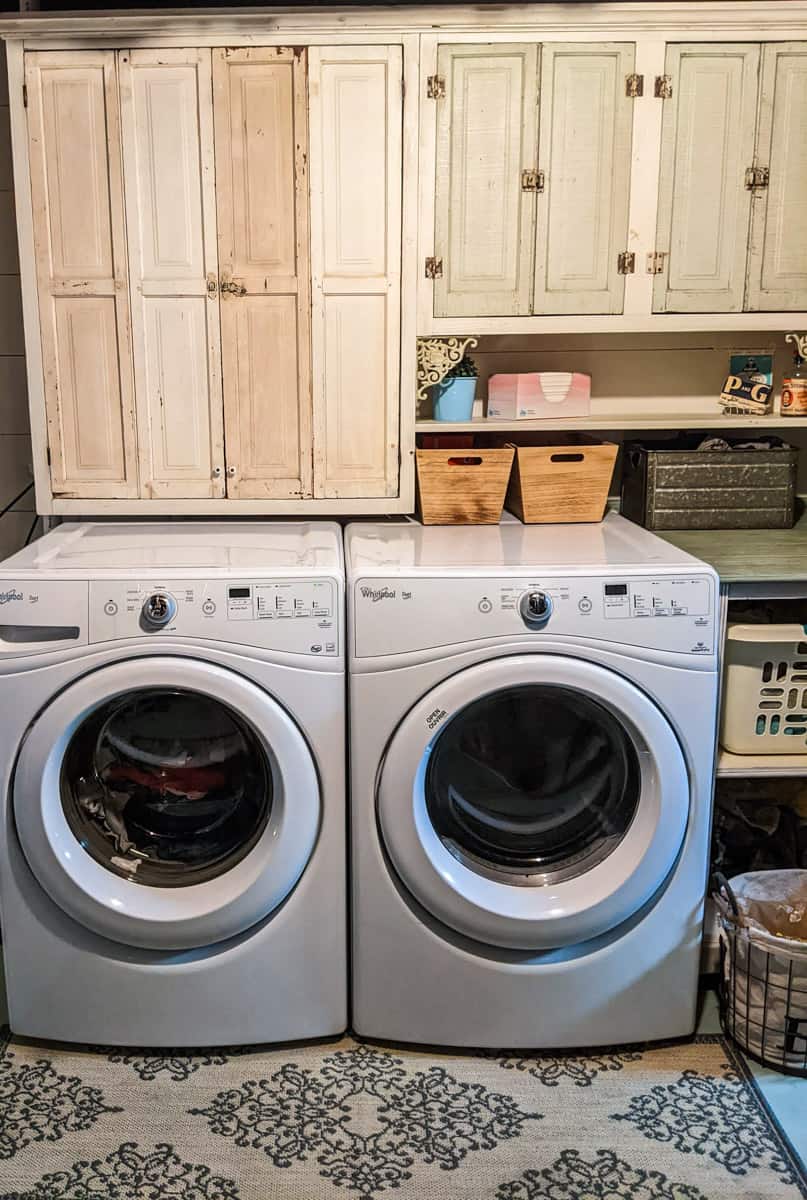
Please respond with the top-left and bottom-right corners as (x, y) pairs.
(214, 48), (311, 499)
(747, 43), (807, 311)
(653, 44), (760, 313)
(309, 46), (402, 499)
(25, 51), (138, 498)
(533, 43), (634, 315)
(433, 44), (538, 317)
(119, 49), (224, 499)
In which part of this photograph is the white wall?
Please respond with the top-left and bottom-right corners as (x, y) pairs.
(0, 45), (37, 558)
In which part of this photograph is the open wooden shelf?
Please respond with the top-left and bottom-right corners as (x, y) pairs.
(415, 414), (807, 434)
(660, 510), (807, 585)
(716, 748), (807, 778)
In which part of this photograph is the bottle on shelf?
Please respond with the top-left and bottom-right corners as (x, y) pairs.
(782, 333), (807, 417)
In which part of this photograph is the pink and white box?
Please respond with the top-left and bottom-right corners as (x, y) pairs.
(487, 372), (591, 420)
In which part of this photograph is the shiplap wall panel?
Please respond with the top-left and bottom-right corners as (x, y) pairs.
(534, 43), (634, 315)
(120, 48), (224, 498)
(434, 43), (538, 317)
(654, 44), (760, 313)
(25, 50), (138, 497)
(214, 47), (311, 498)
(747, 43), (807, 311)
(309, 46), (402, 499)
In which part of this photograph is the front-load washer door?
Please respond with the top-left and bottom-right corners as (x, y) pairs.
(14, 657), (320, 950)
(377, 655), (690, 950)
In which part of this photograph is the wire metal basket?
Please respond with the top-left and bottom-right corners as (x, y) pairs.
(713, 872), (807, 1077)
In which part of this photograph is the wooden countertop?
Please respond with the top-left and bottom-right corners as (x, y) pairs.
(659, 508), (807, 584)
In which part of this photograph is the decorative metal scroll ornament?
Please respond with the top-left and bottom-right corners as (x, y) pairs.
(416, 336), (479, 409)
(785, 332), (807, 359)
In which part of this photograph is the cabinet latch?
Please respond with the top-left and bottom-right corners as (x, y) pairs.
(745, 165), (770, 190)
(625, 73), (644, 98)
(617, 251), (635, 275)
(654, 75), (673, 99)
(647, 251), (667, 274)
(426, 74), (446, 100)
(425, 256), (443, 280)
(521, 168), (545, 193)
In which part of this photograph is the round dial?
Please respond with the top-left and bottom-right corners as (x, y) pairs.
(519, 590), (552, 629)
(141, 592), (177, 630)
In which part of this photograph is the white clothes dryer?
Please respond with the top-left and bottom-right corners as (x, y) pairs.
(0, 522), (346, 1046)
(346, 515), (720, 1048)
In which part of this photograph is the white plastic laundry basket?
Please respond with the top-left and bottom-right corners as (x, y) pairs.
(721, 624), (807, 754)
(713, 872), (807, 1076)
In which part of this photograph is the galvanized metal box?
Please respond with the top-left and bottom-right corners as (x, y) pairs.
(620, 440), (798, 531)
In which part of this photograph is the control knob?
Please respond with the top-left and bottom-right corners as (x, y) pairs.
(519, 590), (552, 629)
(141, 591), (177, 630)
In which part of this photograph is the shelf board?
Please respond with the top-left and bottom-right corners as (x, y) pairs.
(716, 748), (807, 778)
(659, 509), (807, 585)
(415, 414), (807, 433)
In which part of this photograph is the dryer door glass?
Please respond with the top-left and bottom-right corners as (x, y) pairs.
(425, 684), (640, 883)
(60, 688), (271, 887)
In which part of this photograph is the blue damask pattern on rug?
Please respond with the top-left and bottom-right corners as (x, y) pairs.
(190, 1042), (542, 1197)
(0, 1141), (241, 1200)
(611, 1067), (797, 1186)
(0, 1050), (121, 1160)
(496, 1148), (709, 1199)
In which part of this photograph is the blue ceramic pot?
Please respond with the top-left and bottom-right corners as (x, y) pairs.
(433, 376), (477, 421)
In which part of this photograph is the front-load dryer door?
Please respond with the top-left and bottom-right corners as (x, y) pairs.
(14, 657), (320, 950)
(377, 655), (689, 950)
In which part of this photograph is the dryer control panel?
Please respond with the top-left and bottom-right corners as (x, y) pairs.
(353, 573), (716, 660)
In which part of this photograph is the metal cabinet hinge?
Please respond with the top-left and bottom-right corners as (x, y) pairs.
(617, 251), (635, 275)
(426, 74), (445, 100)
(425, 256), (443, 280)
(522, 168), (545, 193)
(647, 251), (667, 274)
(654, 75), (673, 99)
(22, 83), (28, 108)
(745, 165), (770, 190)
(626, 73), (644, 98)
(46, 445), (51, 467)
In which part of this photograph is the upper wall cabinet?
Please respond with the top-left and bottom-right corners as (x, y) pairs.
(20, 42), (408, 510)
(654, 42), (807, 313)
(431, 41), (635, 318)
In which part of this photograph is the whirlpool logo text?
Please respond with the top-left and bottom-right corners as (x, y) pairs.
(0, 589), (23, 605)
(360, 586), (396, 603)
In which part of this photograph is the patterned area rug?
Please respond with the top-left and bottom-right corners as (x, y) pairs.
(0, 1029), (804, 1199)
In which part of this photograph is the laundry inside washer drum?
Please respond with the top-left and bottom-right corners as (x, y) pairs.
(59, 688), (272, 887)
(425, 684), (641, 883)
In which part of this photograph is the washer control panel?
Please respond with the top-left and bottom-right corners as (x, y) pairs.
(89, 578), (340, 656)
(354, 573), (716, 659)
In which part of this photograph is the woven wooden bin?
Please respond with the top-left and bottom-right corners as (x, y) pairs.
(506, 441), (618, 523)
(415, 447), (515, 524)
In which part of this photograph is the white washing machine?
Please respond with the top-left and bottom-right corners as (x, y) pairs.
(0, 521), (346, 1046)
(346, 515), (720, 1048)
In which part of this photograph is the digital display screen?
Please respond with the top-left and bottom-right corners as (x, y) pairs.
(229, 587), (251, 598)
(604, 584), (628, 596)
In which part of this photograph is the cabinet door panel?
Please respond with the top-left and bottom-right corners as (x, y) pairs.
(534, 43), (634, 315)
(214, 48), (310, 498)
(654, 44), (759, 313)
(747, 43), (807, 310)
(120, 49), (224, 498)
(25, 51), (138, 496)
(309, 47), (401, 499)
(433, 44), (538, 317)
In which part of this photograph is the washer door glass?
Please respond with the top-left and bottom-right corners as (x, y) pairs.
(61, 688), (271, 888)
(425, 684), (640, 884)
(14, 656), (321, 950)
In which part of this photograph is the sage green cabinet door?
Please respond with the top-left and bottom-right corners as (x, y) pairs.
(533, 43), (634, 315)
(653, 44), (760, 313)
(747, 43), (807, 311)
(433, 44), (538, 317)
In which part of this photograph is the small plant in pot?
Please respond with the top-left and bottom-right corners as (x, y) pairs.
(432, 353), (478, 422)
